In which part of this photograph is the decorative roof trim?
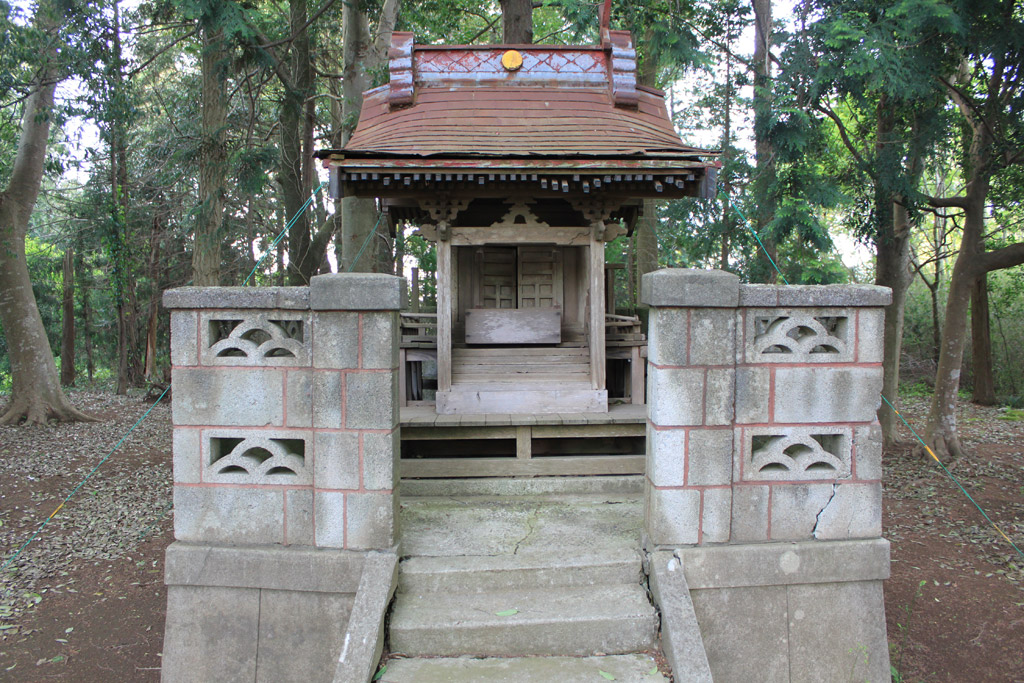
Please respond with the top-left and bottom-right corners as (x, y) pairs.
(387, 31), (415, 109)
(385, 30), (641, 110)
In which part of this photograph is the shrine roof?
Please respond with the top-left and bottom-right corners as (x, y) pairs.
(336, 84), (702, 159)
(316, 32), (715, 165)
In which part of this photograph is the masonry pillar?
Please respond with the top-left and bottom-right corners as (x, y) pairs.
(642, 268), (893, 683)
(160, 273), (404, 683)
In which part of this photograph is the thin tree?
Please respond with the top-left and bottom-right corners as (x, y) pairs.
(923, 1), (1024, 460)
(0, 0), (94, 424)
(340, 0), (401, 273)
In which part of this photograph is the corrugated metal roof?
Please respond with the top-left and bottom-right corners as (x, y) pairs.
(343, 85), (704, 158)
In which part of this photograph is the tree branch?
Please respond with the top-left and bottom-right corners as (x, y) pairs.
(128, 28), (197, 77)
(814, 101), (871, 175)
(979, 241), (1024, 273)
(258, 0), (342, 50)
(371, 0), (402, 68)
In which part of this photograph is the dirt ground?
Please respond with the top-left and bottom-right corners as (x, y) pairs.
(0, 390), (1021, 682)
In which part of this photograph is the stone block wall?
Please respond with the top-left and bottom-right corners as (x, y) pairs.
(642, 269), (892, 682)
(161, 274), (405, 683)
(642, 269), (890, 547)
(165, 273), (404, 551)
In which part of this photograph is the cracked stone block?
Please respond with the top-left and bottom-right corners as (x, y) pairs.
(649, 367), (704, 427)
(170, 311), (198, 366)
(647, 308), (689, 366)
(312, 312), (359, 369)
(687, 429), (733, 487)
(701, 488), (731, 543)
(813, 483), (882, 540)
(769, 483), (836, 541)
(646, 425), (686, 487)
(360, 312), (399, 369)
(313, 432), (359, 490)
(854, 423), (883, 480)
(690, 309), (736, 366)
(172, 368), (284, 427)
(646, 486), (701, 546)
(731, 485), (769, 542)
(773, 367), (883, 424)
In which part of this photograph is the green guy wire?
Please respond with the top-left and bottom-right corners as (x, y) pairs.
(1, 386), (171, 575)
(244, 181), (327, 285)
(2, 180), (335, 575)
(719, 185), (1020, 561)
(722, 194), (790, 285)
(881, 394), (1024, 562)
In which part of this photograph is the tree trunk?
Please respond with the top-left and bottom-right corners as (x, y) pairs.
(60, 249), (76, 387)
(143, 216), (161, 380)
(0, 13), (96, 424)
(875, 200), (913, 446)
(751, 0), (777, 282)
(872, 101), (917, 447)
(341, 0), (400, 273)
(500, 0), (533, 44)
(76, 245), (95, 382)
(970, 272), (996, 404)
(283, 0), (315, 285)
(634, 199), (659, 302)
(193, 23), (229, 286)
(925, 137), (990, 461)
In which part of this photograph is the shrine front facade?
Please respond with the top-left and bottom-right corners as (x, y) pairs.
(317, 29), (717, 417)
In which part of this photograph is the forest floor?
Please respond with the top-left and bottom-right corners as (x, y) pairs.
(0, 389), (1021, 682)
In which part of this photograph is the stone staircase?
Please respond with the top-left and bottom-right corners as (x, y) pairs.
(379, 482), (668, 682)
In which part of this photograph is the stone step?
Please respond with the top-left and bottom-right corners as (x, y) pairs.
(389, 583), (658, 657)
(379, 654), (669, 682)
(398, 548), (641, 594)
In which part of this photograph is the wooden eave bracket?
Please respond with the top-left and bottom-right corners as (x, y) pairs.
(603, 29), (639, 110)
(387, 31), (415, 110)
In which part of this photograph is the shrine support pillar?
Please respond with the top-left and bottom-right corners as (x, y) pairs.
(590, 222), (606, 392)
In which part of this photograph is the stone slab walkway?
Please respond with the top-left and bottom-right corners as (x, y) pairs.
(380, 654), (669, 682)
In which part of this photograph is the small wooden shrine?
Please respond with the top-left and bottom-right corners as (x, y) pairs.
(317, 27), (716, 422)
